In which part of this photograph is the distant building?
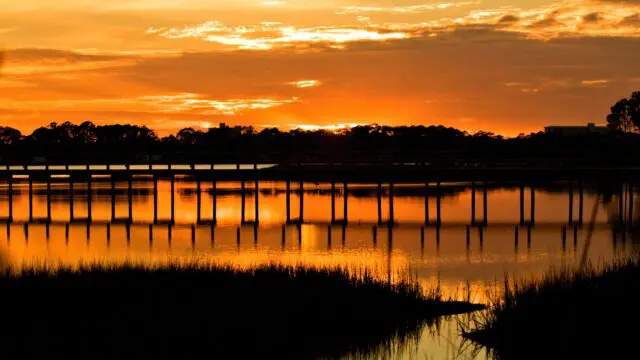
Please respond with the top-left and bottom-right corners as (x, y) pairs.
(544, 123), (609, 136)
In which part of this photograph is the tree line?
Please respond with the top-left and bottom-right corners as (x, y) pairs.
(0, 90), (636, 164)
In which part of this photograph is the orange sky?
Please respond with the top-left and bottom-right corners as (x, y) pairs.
(1, 0), (640, 136)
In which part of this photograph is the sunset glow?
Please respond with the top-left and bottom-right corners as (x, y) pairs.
(0, 0), (639, 136)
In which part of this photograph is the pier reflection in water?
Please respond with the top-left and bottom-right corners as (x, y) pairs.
(0, 178), (634, 358)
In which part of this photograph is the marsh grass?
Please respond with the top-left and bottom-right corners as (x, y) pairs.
(0, 262), (482, 359)
(463, 258), (640, 359)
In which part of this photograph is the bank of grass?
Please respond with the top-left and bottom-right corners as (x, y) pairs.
(0, 262), (482, 359)
(464, 258), (640, 359)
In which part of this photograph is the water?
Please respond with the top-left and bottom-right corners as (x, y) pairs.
(0, 178), (633, 359)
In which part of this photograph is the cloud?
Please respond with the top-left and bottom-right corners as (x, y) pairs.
(3, 48), (139, 75)
(139, 93), (300, 115)
(147, 21), (412, 50)
(581, 79), (610, 86)
(336, 1), (480, 15)
(289, 80), (321, 88)
(0, 93), (300, 116)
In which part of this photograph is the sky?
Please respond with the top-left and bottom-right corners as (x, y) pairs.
(1, 0), (640, 136)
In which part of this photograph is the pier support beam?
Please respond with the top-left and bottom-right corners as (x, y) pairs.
(255, 179), (259, 224)
(8, 177), (13, 222)
(568, 182), (574, 224)
(519, 184), (525, 226)
(331, 182), (337, 224)
(483, 181), (488, 225)
(153, 176), (158, 224)
(69, 178), (74, 222)
(579, 179), (584, 225)
(424, 183), (430, 225)
(46, 178), (51, 223)
(299, 181), (304, 224)
(343, 182), (348, 224)
(436, 182), (442, 226)
(377, 183), (383, 225)
(28, 178), (33, 222)
(196, 179), (202, 224)
(530, 185), (536, 226)
(240, 180), (246, 224)
(286, 180), (291, 224)
(170, 176), (175, 224)
(127, 177), (133, 223)
(388, 182), (394, 225)
(212, 180), (218, 225)
(471, 181), (476, 225)
(87, 176), (92, 223)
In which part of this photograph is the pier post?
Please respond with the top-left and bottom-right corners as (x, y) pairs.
(8, 176), (13, 222)
(331, 182), (337, 224)
(149, 224), (153, 242)
(153, 176), (158, 224)
(168, 223), (172, 242)
(170, 176), (175, 224)
(562, 225), (567, 250)
(424, 183), (430, 225)
(106, 223), (111, 242)
(483, 181), (488, 225)
(568, 182), (574, 224)
(436, 182), (442, 226)
(299, 181), (304, 224)
(578, 179), (584, 225)
(46, 178), (51, 223)
(620, 184), (625, 224)
(471, 181), (476, 225)
(519, 184), (525, 226)
(212, 180), (218, 225)
(286, 180), (291, 224)
(527, 225), (532, 249)
(515, 225), (519, 249)
(254, 178), (259, 224)
(479, 227), (484, 251)
(373, 226), (378, 244)
(241, 180), (246, 224)
(196, 179), (202, 224)
(388, 182), (393, 225)
(530, 185), (536, 225)
(65, 223), (69, 241)
(191, 224), (196, 246)
(343, 182), (348, 224)
(377, 183), (383, 225)
(328, 225), (332, 248)
(110, 178), (116, 221)
(87, 176), (92, 223)
(573, 224), (579, 247)
(69, 178), (74, 222)
(28, 178), (33, 222)
(127, 177), (133, 223)
(628, 183), (634, 225)
(466, 225), (471, 248)
(420, 226), (425, 248)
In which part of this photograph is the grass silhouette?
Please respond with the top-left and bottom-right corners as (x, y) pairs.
(464, 258), (640, 359)
(0, 262), (483, 359)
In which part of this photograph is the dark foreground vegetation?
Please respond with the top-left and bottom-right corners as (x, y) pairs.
(3, 121), (640, 166)
(0, 263), (482, 359)
(464, 259), (640, 359)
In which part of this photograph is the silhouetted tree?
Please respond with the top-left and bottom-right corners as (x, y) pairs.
(607, 91), (640, 132)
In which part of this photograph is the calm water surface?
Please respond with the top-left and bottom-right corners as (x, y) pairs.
(0, 179), (634, 359)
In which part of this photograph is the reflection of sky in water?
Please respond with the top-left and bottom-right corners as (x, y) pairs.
(0, 180), (632, 359)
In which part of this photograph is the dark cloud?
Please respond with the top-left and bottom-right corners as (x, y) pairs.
(528, 18), (564, 29)
(582, 12), (604, 23)
(7, 48), (129, 62)
(498, 14), (520, 24)
(619, 14), (640, 26)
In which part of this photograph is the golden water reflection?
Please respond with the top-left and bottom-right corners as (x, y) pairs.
(0, 179), (632, 359)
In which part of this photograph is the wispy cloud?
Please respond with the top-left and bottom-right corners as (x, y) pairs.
(289, 80), (321, 88)
(140, 93), (300, 115)
(337, 1), (480, 15)
(0, 93), (300, 116)
(147, 21), (412, 50)
(581, 79), (609, 87)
